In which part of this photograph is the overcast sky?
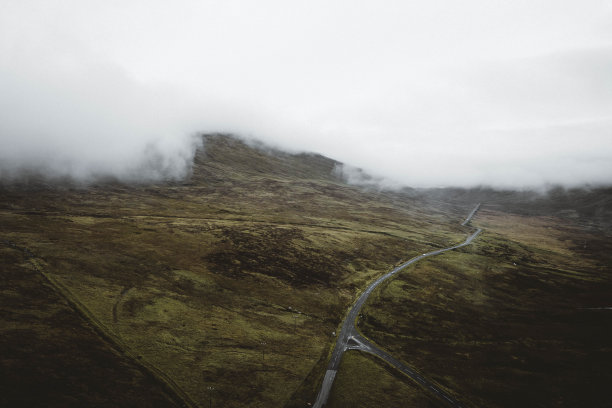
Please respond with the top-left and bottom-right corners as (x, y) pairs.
(1, 0), (611, 187)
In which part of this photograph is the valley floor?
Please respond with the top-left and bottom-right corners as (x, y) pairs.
(1, 136), (611, 407)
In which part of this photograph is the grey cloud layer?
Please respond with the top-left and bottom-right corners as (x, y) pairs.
(1, 1), (611, 187)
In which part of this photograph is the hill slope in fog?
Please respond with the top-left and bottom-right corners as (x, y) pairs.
(1, 134), (611, 408)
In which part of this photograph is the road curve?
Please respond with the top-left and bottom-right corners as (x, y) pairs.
(313, 204), (482, 408)
(462, 203), (481, 226)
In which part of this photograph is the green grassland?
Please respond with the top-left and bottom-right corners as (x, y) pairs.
(0, 135), (468, 407)
(0, 244), (180, 408)
(359, 208), (612, 407)
(3, 134), (610, 407)
(326, 351), (439, 408)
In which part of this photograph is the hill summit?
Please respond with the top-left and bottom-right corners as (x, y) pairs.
(193, 134), (341, 183)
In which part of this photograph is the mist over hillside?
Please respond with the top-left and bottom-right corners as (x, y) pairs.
(2, 1), (612, 188)
(4, 132), (612, 236)
(1, 3), (612, 405)
(2, 131), (611, 408)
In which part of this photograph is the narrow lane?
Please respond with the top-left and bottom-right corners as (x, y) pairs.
(313, 204), (482, 408)
(462, 203), (481, 226)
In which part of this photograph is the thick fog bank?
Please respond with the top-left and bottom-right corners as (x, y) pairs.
(2, 1), (611, 188)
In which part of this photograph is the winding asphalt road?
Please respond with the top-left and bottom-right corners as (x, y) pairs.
(313, 204), (482, 408)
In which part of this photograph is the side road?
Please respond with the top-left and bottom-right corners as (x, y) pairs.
(313, 204), (482, 408)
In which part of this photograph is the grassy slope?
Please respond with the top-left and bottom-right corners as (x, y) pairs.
(360, 207), (612, 407)
(0, 134), (466, 407)
(0, 244), (180, 408)
(327, 351), (439, 408)
(5, 135), (608, 407)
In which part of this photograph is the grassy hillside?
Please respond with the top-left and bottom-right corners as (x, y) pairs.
(0, 243), (181, 408)
(414, 186), (612, 233)
(3, 134), (609, 407)
(359, 207), (612, 407)
(0, 134), (467, 407)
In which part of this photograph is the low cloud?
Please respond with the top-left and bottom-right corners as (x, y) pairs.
(0, 52), (205, 182)
(1, 1), (611, 188)
(332, 163), (402, 191)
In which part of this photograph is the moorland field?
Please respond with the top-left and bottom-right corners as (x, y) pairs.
(1, 134), (610, 407)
